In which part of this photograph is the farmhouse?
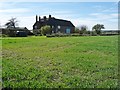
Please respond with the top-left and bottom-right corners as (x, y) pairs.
(33, 15), (75, 34)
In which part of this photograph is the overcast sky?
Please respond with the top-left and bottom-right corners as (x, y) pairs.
(0, 1), (118, 30)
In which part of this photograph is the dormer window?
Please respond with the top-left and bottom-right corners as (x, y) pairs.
(35, 26), (37, 29)
(41, 19), (44, 22)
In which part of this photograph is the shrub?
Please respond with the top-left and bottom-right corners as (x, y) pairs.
(91, 31), (98, 36)
(41, 25), (52, 35)
(74, 27), (80, 33)
(1, 34), (8, 37)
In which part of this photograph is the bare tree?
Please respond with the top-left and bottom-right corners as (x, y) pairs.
(79, 25), (88, 34)
(5, 17), (18, 28)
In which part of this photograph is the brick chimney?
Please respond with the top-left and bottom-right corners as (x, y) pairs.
(39, 16), (41, 21)
(43, 16), (47, 20)
(36, 15), (38, 22)
(49, 15), (51, 19)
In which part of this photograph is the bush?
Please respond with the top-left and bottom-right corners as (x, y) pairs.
(91, 31), (98, 36)
(41, 25), (52, 35)
(1, 34), (8, 37)
(46, 33), (81, 37)
(74, 27), (80, 33)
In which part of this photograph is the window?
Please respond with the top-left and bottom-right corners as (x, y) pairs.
(52, 30), (54, 33)
(41, 20), (44, 22)
(58, 26), (61, 29)
(52, 26), (54, 28)
(66, 28), (70, 34)
(35, 26), (37, 29)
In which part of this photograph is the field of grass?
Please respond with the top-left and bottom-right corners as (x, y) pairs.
(2, 36), (118, 88)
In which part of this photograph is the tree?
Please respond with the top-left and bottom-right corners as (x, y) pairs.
(92, 24), (105, 35)
(79, 25), (88, 34)
(41, 25), (52, 35)
(74, 27), (80, 33)
(5, 18), (18, 28)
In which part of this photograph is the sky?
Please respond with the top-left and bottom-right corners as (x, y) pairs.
(0, 1), (118, 30)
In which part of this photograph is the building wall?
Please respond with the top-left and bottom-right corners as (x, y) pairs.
(53, 26), (75, 34)
(33, 21), (75, 34)
(33, 29), (40, 35)
(1, 29), (30, 36)
(1, 29), (10, 35)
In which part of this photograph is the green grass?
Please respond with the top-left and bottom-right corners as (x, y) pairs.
(2, 36), (118, 88)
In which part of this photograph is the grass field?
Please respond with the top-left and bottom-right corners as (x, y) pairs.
(2, 36), (118, 88)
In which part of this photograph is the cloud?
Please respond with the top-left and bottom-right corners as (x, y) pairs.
(71, 18), (103, 30)
(85, 13), (118, 30)
(71, 17), (118, 30)
(0, 8), (30, 13)
(93, 3), (117, 14)
(0, 2), (20, 9)
(37, 10), (75, 17)
(102, 8), (117, 13)
(0, 0), (119, 2)
(90, 13), (117, 20)
(0, 2), (118, 30)
(18, 16), (35, 30)
(0, 12), (118, 30)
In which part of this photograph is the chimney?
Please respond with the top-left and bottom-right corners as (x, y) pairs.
(49, 15), (51, 19)
(43, 16), (46, 20)
(39, 16), (41, 21)
(36, 15), (38, 22)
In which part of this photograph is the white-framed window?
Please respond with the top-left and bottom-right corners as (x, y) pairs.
(52, 26), (54, 28)
(58, 26), (61, 29)
(35, 26), (37, 29)
(52, 30), (54, 33)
